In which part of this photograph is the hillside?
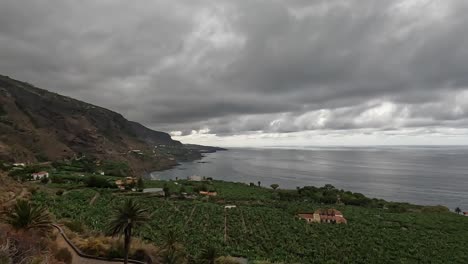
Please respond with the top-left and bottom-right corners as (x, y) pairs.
(0, 74), (204, 174)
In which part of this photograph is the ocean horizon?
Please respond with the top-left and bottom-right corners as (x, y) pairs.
(151, 146), (468, 210)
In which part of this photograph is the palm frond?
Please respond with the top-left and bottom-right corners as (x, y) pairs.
(3, 200), (52, 231)
(108, 199), (151, 237)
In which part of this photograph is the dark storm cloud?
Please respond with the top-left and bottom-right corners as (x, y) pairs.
(1, 0), (468, 138)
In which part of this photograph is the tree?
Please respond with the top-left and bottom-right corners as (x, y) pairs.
(197, 246), (218, 264)
(85, 175), (111, 188)
(108, 199), (151, 264)
(257, 181), (261, 187)
(160, 230), (187, 264)
(455, 207), (462, 214)
(137, 177), (145, 191)
(40, 176), (49, 184)
(270, 184), (279, 190)
(163, 184), (170, 198)
(3, 200), (52, 232)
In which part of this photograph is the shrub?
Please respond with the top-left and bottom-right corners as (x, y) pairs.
(28, 186), (38, 195)
(79, 237), (107, 256)
(85, 175), (111, 188)
(107, 247), (124, 259)
(63, 220), (85, 233)
(101, 161), (130, 176)
(0, 105), (6, 116)
(51, 175), (65, 184)
(54, 248), (72, 264)
(421, 205), (449, 213)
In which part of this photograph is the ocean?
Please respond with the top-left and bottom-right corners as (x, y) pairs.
(150, 146), (468, 210)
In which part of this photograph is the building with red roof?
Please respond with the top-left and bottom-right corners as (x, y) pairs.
(297, 208), (347, 224)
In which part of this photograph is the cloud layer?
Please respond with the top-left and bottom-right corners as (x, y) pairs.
(1, 0), (468, 146)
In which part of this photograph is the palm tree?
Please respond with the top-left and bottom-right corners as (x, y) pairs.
(270, 184), (279, 190)
(160, 230), (187, 264)
(197, 246), (218, 264)
(455, 207), (462, 214)
(2, 200), (52, 232)
(108, 199), (151, 264)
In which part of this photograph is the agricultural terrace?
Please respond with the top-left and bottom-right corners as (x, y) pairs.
(31, 179), (468, 263)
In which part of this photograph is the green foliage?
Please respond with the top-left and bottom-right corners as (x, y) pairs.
(288, 185), (377, 207)
(3, 200), (52, 231)
(52, 157), (97, 173)
(0, 161), (10, 171)
(108, 199), (151, 264)
(50, 174), (84, 184)
(270, 184), (279, 190)
(63, 220), (85, 233)
(40, 176), (49, 184)
(159, 230), (188, 264)
(137, 177), (145, 190)
(0, 105), (7, 116)
(32, 184), (468, 263)
(8, 164), (50, 180)
(85, 175), (113, 188)
(198, 246), (218, 264)
(163, 184), (171, 198)
(102, 161), (130, 177)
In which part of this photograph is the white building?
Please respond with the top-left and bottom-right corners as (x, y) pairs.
(188, 175), (203, 181)
(142, 188), (165, 195)
(31, 171), (49, 180)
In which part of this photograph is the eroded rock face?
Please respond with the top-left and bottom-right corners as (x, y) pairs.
(0, 75), (193, 174)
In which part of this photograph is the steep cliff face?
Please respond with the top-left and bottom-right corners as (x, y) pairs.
(0, 75), (194, 173)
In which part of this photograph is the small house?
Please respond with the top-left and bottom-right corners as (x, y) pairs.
(31, 171), (49, 180)
(297, 209), (347, 224)
(463, 212), (468, 216)
(188, 175), (203, 181)
(297, 213), (316, 223)
(224, 205), (237, 209)
(13, 163), (25, 167)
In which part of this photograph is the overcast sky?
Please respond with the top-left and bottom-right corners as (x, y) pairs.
(1, 0), (468, 147)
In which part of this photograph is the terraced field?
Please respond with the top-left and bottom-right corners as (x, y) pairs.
(32, 187), (468, 263)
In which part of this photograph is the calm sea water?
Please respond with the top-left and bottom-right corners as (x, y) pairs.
(150, 146), (468, 210)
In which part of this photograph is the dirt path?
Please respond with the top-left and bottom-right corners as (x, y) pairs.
(54, 228), (124, 264)
(53, 224), (147, 264)
(185, 205), (197, 226)
(89, 192), (100, 205)
(224, 209), (228, 243)
(239, 208), (248, 233)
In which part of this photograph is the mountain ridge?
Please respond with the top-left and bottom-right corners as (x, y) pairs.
(0, 74), (208, 174)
